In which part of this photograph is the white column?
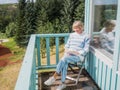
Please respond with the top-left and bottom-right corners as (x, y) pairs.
(111, 0), (120, 89)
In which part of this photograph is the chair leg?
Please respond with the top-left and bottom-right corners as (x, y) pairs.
(66, 64), (84, 85)
(75, 65), (84, 85)
(66, 76), (77, 82)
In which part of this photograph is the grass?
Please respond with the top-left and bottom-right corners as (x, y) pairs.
(0, 38), (25, 90)
(0, 32), (7, 39)
(0, 62), (22, 90)
(1, 38), (25, 62)
(1, 38), (17, 50)
(0, 38), (65, 90)
(41, 44), (64, 65)
(39, 44), (65, 74)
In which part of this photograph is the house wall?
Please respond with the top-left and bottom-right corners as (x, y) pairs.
(84, 0), (120, 90)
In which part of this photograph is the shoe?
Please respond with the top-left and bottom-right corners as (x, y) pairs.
(44, 76), (55, 86)
(56, 84), (66, 90)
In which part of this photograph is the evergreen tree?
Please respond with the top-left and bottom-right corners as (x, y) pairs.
(47, 0), (63, 21)
(15, 0), (26, 46)
(60, 0), (81, 32)
(34, 0), (85, 56)
(15, 0), (36, 46)
(74, 0), (85, 22)
(5, 22), (17, 37)
(0, 4), (17, 33)
(24, 0), (36, 44)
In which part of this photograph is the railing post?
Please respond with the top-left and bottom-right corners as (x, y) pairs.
(46, 37), (50, 66)
(36, 37), (41, 67)
(55, 37), (59, 64)
(64, 36), (68, 44)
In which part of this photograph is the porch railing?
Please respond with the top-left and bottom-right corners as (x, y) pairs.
(15, 33), (69, 90)
(15, 33), (120, 90)
(36, 33), (69, 69)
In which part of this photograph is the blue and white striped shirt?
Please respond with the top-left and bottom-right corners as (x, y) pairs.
(65, 32), (90, 55)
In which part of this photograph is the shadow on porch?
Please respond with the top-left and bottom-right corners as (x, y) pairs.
(38, 69), (100, 90)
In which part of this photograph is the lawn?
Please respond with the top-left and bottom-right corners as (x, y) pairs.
(1, 38), (26, 62)
(0, 37), (66, 90)
(0, 62), (22, 90)
(0, 38), (25, 90)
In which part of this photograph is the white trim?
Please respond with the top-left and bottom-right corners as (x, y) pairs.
(117, 71), (120, 76)
(90, 46), (113, 68)
(94, 0), (117, 5)
(89, 1), (94, 36)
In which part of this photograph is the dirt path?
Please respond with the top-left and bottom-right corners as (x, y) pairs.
(0, 45), (11, 56)
(0, 45), (21, 67)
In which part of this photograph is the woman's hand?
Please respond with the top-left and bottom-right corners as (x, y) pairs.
(65, 48), (79, 55)
(68, 50), (79, 55)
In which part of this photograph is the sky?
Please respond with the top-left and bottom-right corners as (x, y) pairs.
(0, 0), (18, 4)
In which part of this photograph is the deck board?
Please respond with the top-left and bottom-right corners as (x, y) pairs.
(38, 69), (100, 90)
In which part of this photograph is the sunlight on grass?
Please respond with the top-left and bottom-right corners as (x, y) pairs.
(0, 62), (22, 90)
(0, 38), (25, 90)
(41, 44), (65, 65)
(2, 38), (17, 51)
(1, 38), (25, 62)
(0, 38), (65, 89)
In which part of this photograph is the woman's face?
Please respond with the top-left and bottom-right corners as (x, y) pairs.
(73, 26), (83, 34)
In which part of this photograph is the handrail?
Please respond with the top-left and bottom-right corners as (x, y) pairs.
(15, 35), (37, 90)
(36, 33), (69, 37)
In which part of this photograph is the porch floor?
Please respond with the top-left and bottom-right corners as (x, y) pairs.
(38, 69), (100, 90)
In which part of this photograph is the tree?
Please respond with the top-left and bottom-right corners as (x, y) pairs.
(0, 4), (17, 33)
(23, 0), (37, 44)
(15, 0), (26, 46)
(74, 0), (85, 22)
(60, 0), (81, 33)
(5, 22), (17, 37)
(15, 0), (37, 46)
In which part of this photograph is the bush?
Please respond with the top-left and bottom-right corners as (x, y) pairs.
(0, 32), (7, 39)
(5, 22), (17, 37)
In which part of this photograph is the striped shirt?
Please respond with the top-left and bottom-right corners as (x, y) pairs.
(65, 32), (90, 55)
(100, 28), (115, 53)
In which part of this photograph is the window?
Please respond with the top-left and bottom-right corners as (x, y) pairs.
(92, 0), (118, 55)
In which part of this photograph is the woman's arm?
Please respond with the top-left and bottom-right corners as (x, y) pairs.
(78, 35), (90, 56)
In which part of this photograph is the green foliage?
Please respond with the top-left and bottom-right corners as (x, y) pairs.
(37, 21), (54, 57)
(35, 0), (85, 57)
(0, 0), (85, 48)
(5, 22), (17, 37)
(74, 0), (85, 22)
(2, 38), (17, 51)
(60, 0), (73, 32)
(0, 32), (6, 39)
(15, 0), (27, 46)
(15, 0), (37, 46)
(25, 0), (36, 34)
(94, 5), (117, 31)
(0, 4), (17, 33)
(104, 10), (117, 20)
(1, 38), (25, 62)
(60, 0), (83, 32)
